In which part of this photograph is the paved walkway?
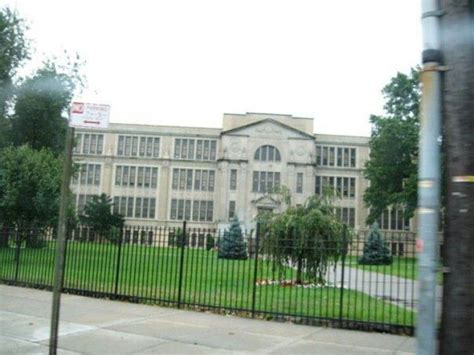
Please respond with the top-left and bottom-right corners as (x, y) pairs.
(0, 285), (414, 354)
(326, 265), (442, 317)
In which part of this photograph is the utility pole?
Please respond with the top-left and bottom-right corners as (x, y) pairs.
(439, 1), (474, 354)
(49, 126), (74, 354)
(417, 1), (443, 354)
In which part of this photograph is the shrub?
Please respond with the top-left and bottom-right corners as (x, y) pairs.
(218, 217), (247, 260)
(358, 223), (393, 265)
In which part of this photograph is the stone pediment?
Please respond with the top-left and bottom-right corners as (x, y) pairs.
(221, 118), (315, 140)
(252, 195), (280, 208)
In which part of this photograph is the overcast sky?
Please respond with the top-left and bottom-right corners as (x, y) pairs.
(6, 0), (421, 136)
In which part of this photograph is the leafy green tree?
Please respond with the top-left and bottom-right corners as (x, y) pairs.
(0, 146), (62, 247)
(0, 146), (61, 225)
(0, 7), (30, 148)
(218, 217), (248, 260)
(11, 59), (83, 155)
(358, 223), (392, 265)
(364, 69), (420, 223)
(80, 193), (125, 244)
(262, 195), (348, 284)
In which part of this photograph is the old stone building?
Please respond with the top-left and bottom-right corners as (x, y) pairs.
(71, 112), (413, 235)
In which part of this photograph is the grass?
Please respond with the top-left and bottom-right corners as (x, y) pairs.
(0, 242), (415, 327)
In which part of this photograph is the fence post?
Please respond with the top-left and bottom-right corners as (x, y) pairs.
(177, 220), (186, 309)
(338, 225), (349, 325)
(14, 229), (21, 283)
(114, 228), (124, 297)
(251, 222), (260, 318)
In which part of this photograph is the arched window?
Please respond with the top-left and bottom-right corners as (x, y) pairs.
(254, 145), (281, 162)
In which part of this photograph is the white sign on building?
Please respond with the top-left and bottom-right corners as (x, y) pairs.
(69, 102), (110, 129)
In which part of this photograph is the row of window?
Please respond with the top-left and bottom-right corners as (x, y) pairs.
(171, 169), (216, 191)
(252, 171), (281, 193)
(377, 209), (410, 231)
(113, 196), (156, 219)
(315, 176), (356, 198)
(174, 139), (217, 161)
(117, 135), (160, 158)
(334, 207), (356, 228)
(72, 164), (101, 186)
(74, 133), (104, 155)
(170, 199), (214, 222)
(115, 166), (159, 188)
(316, 146), (356, 168)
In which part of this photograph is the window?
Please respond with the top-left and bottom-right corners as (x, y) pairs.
(296, 173), (303, 193)
(72, 164), (101, 186)
(334, 207), (356, 228)
(117, 135), (160, 157)
(315, 175), (356, 198)
(391, 242), (405, 256)
(170, 199), (213, 222)
(172, 168), (215, 191)
(74, 194), (97, 214)
(74, 133), (104, 155)
(329, 147), (335, 166)
(316, 145), (357, 168)
(228, 201), (236, 220)
(377, 209), (410, 231)
(230, 169), (237, 190)
(252, 171), (281, 193)
(115, 165), (158, 188)
(174, 138), (217, 161)
(254, 145), (281, 162)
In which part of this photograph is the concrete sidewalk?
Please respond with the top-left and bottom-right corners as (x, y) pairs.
(0, 285), (415, 354)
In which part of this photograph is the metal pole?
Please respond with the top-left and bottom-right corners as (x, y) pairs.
(339, 225), (348, 326)
(177, 220), (186, 309)
(114, 228), (123, 297)
(49, 126), (74, 355)
(417, 1), (443, 354)
(251, 222), (260, 318)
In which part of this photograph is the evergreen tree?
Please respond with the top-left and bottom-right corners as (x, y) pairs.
(80, 193), (124, 244)
(358, 223), (392, 265)
(218, 217), (247, 260)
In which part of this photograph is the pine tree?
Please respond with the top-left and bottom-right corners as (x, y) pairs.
(358, 223), (392, 265)
(218, 217), (247, 260)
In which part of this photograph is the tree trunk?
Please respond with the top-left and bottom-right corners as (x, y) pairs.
(0, 226), (10, 248)
(439, 1), (474, 353)
(296, 257), (303, 284)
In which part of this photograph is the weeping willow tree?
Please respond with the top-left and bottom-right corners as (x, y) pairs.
(260, 194), (350, 284)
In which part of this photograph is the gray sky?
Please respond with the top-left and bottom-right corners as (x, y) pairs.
(6, 0), (421, 136)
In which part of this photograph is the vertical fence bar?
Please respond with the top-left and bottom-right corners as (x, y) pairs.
(114, 228), (123, 297)
(339, 226), (348, 325)
(177, 221), (186, 309)
(251, 222), (260, 318)
(14, 229), (21, 283)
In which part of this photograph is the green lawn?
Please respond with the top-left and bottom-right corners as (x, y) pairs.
(0, 242), (415, 327)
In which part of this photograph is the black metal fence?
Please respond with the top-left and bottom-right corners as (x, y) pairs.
(0, 223), (417, 335)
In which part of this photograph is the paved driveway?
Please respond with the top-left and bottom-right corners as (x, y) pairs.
(325, 265), (442, 318)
